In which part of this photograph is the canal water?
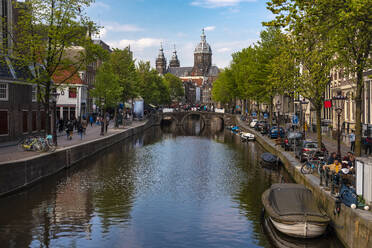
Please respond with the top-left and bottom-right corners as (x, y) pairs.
(0, 117), (343, 248)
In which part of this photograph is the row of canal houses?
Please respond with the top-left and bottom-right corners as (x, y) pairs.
(0, 0), (112, 142)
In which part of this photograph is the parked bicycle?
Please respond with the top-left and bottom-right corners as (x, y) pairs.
(300, 151), (326, 175)
(18, 135), (56, 152)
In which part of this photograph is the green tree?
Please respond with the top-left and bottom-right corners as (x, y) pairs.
(136, 61), (170, 105)
(90, 63), (123, 110)
(322, 0), (371, 156)
(265, 0), (335, 149)
(212, 68), (237, 110)
(11, 0), (103, 133)
(110, 48), (139, 104)
(164, 73), (184, 102)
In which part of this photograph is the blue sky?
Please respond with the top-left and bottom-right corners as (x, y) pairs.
(87, 0), (273, 68)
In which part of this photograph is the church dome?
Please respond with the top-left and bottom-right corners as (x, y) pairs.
(194, 29), (212, 54)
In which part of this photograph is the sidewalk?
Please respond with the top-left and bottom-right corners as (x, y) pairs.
(306, 131), (351, 156)
(0, 121), (145, 163)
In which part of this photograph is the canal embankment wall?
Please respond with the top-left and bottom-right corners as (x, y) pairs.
(238, 119), (372, 248)
(0, 118), (156, 198)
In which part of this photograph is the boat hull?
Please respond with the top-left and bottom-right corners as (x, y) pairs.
(270, 217), (328, 238)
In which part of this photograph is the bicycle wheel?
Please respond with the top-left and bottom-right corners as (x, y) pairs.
(17, 140), (27, 151)
(47, 141), (56, 152)
(301, 162), (312, 174)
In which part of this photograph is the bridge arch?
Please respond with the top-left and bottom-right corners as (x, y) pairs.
(180, 112), (207, 127)
(160, 114), (179, 126)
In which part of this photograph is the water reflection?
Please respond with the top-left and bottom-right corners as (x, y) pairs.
(0, 121), (343, 248)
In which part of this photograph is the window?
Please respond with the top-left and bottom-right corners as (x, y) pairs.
(32, 111), (37, 131)
(0, 111), (8, 135)
(23, 111), (28, 133)
(32, 85), (37, 102)
(69, 87), (77, 98)
(41, 111), (46, 130)
(0, 83), (8, 101)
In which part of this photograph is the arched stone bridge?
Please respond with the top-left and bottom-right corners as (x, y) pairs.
(155, 111), (236, 127)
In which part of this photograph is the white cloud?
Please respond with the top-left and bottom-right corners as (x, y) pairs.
(217, 47), (231, 53)
(91, 1), (110, 10)
(204, 26), (216, 31)
(104, 22), (143, 32)
(108, 38), (163, 52)
(191, 0), (256, 8)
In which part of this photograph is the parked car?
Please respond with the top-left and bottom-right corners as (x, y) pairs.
(250, 119), (258, 128)
(254, 121), (266, 131)
(269, 126), (285, 139)
(259, 123), (271, 135)
(295, 140), (328, 162)
(282, 131), (304, 151)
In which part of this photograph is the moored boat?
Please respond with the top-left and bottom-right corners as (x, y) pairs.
(240, 132), (255, 141)
(260, 152), (278, 168)
(262, 184), (330, 238)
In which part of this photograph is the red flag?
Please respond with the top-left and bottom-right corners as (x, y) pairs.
(324, 100), (332, 108)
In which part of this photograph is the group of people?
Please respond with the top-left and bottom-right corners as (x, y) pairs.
(57, 116), (97, 140)
(322, 151), (356, 190)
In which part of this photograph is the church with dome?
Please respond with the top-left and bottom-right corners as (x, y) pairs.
(155, 29), (220, 105)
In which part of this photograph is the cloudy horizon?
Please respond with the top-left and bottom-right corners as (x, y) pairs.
(88, 0), (272, 69)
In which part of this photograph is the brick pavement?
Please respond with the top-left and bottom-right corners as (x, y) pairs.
(0, 121), (145, 163)
(307, 131), (351, 156)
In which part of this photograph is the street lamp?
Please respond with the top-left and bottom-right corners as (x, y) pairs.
(100, 98), (105, 136)
(50, 90), (60, 145)
(332, 90), (347, 158)
(301, 101), (309, 138)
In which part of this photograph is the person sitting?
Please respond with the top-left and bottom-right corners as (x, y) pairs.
(327, 152), (337, 165)
(323, 159), (341, 173)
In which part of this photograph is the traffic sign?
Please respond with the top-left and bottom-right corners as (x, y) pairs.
(292, 115), (299, 125)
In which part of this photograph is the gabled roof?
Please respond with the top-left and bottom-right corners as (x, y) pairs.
(52, 68), (85, 85)
(0, 55), (33, 81)
(168, 67), (193, 77)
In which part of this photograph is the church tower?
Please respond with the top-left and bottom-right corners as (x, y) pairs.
(169, 44), (180, 68)
(156, 43), (167, 75)
(192, 29), (212, 76)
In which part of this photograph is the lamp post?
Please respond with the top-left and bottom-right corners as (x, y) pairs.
(100, 98), (105, 136)
(276, 100), (281, 128)
(50, 90), (60, 145)
(332, 90), (347, 158)
(301, 101), (309, 138)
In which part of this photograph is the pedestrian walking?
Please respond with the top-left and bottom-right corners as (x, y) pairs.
(105, 113), (110, 133)
(349, 130), (355, 152)
(89, 115), (94, 127)
(100, 116), (105, 136)
(82, 117), (88, 135)
(67, 120), (74, 140)
(78, 122), (84, 140)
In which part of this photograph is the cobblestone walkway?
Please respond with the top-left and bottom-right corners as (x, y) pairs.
(0, 121), (146, 163)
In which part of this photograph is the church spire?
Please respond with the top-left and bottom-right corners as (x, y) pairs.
(156, 43), (167, 75)
(169, 44), (180, 68)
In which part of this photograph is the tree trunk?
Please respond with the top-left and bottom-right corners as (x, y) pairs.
(354, 69), (363, 157)
(316, 104), (322, 150)
(45, 83), (51, 134)
(114, 107), (118, 128)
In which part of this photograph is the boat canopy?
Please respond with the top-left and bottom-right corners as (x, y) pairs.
(269, 184), (326, 218)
